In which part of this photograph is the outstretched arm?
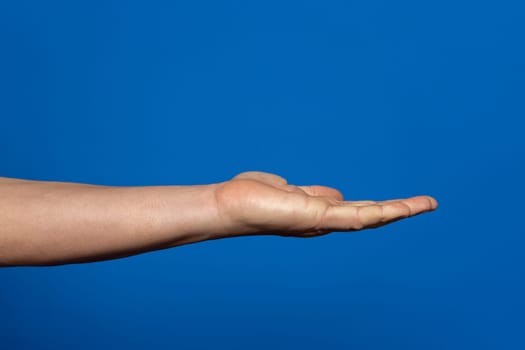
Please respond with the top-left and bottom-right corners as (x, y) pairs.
(0, 171), (437, 267)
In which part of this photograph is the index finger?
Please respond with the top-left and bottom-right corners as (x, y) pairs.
(318, 196), (437, 231)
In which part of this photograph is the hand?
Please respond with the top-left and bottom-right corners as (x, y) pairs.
(214, 171), (438, 237)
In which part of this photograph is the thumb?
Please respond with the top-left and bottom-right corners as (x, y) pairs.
(298, 185), (344, 201)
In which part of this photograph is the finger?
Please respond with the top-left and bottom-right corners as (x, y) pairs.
(347, 196), (438, 210)
(378, 196), (438, 212)
(354, 197), (437, 224)
(232, 171), (288, 186)
(298, 185), (344, 201)
(319, 196), (436, 231)
(343, 200), (377, 206)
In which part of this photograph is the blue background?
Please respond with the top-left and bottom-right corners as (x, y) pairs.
(1, 0), (524, 349)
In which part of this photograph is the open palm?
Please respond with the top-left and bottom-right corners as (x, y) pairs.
(214, 171), (437, 237)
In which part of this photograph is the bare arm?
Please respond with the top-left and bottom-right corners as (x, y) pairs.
(0, 171), (437, 267)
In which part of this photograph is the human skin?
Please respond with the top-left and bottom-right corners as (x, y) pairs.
(0, 171), (437, 267)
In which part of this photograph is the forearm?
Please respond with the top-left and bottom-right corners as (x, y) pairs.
(0, 177), (224, 266)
